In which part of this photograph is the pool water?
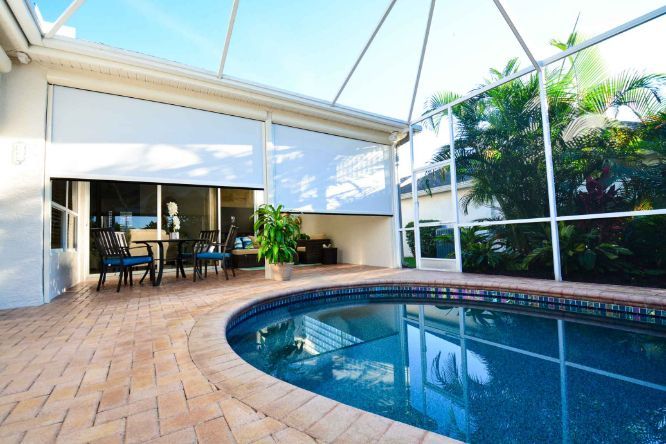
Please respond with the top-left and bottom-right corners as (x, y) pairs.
(227, 298), (666, 443)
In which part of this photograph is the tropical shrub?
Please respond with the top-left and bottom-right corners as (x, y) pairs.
(252, 204), (301, 265)
(404, 220), (439, 257)
(524, 223), (633, 276)
(456, 227), (514, 273)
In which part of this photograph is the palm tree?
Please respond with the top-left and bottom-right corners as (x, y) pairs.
(421, 33), (665, 276)
(424, 34), (665, 220)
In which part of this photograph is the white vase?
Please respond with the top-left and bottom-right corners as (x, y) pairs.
(169, 232), (179, 240)
(269, 263), (294, 281)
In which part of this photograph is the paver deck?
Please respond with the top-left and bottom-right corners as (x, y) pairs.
(1, 265), (664, 443)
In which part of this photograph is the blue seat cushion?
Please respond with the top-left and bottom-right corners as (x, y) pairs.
(105, 256), (153, 267)
(195, 252), (232, 260)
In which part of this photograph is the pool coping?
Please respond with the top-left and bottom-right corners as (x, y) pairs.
(188, 276), (666, 443)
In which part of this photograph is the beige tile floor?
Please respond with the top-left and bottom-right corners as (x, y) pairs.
(0, 265), (664, 443)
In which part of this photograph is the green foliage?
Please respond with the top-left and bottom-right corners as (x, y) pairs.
(456, 227), (513, 273)
(404, 220), (438, 257)
(623, 216), (666, 275)
(420, 31), (666, 284)
(524, 223), (634, 276)
(252, 204), (301, 265)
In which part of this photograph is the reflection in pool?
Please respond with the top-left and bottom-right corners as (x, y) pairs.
(227, 301), (666, 443)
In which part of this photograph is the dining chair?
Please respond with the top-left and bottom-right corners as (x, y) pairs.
(192, 226), (237, 281)
(91, 228), (155, 292)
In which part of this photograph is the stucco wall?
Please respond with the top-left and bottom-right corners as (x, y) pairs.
(0, 63), (48, 308)
(400, 184), (497, 227)
(299, 214), (395, 268)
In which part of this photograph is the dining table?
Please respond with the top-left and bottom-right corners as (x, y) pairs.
(131, 238), (201, 286)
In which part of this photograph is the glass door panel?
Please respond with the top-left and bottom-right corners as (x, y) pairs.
(89, 181), (158, 273)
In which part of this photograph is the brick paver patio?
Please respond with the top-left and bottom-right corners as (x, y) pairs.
(1, 265), (664, 443)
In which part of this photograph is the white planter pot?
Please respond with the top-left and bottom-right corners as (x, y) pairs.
(268, 263), (294, 281)
(169, 232), (179, 240)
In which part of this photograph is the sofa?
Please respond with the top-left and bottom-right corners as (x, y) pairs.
(230, 234), (309, 268)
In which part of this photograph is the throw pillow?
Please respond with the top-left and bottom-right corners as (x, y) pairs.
(234, 237), (243, 249)
(242, 236), (253, 249)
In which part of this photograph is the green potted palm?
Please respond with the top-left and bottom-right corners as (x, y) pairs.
(252, 204), (301, 281)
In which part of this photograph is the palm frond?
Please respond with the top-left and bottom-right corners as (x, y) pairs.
(422, 91), (460, 131)
(581, 72), (666, 119)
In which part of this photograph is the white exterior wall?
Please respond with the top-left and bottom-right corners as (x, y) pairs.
(0, 61), (397, 309)
(0, 63), (48, 308)
(46, 181), (89, 302)
(299, 214), (395, 268)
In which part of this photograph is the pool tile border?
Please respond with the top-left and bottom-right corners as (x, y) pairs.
(228, 284), (666, 329)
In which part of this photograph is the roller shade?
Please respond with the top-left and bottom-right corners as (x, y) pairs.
(272, 125), (392, 215)
(49, 86), (264, 188)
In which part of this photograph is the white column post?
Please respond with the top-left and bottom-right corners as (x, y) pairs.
(409, 125), (422, 268)
(447, 108), (463, 272)
(156, 185), (162, 239)
(390, 140), (402, 268)
(263, 112), (273, 205)
(538, 70), (562, 281)
(217, 188), (222, 244)
(43, 84), (53, 303)
(263, 114), (273, 279)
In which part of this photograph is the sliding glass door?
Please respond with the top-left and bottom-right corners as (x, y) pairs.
(88, 181), (261, 274)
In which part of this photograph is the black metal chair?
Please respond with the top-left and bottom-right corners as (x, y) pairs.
(176, 229), (219, 278)
(115, 231), (132, 286)
(192, 225), (237, 281)
(91, 228), (155, 292)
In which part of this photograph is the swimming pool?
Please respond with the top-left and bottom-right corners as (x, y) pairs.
(227, 287), (666, 443)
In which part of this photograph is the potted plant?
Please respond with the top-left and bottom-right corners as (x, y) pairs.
(252, 204), (300, 281)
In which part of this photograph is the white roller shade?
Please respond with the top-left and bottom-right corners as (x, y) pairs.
(49, 86), (264, 188)
(272, 125), (392, 215)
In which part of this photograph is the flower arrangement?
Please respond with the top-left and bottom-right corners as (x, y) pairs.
(166, 201), (180, 236)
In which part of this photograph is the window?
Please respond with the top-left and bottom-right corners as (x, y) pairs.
(51, 180), (78, 250)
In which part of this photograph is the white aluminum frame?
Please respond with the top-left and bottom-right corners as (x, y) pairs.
(43, 0), (85, 39)
(538, 70), (562, 281)
(410, 6), (666, 126)
(217, 0), (239, 78)
(11, 0), (666, 125)
(399, 7), (666, 282)
(407, 0), (437, 123)
(448, 112), (462, 271)
(332, 0), (398, 105)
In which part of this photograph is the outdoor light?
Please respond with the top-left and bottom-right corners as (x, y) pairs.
(12, 142), (26, 165)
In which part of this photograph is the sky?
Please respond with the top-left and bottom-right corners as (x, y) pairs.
(34, 0), (665, 121)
